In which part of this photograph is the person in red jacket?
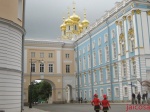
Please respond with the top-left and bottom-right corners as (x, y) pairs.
(101, 94), (111, 112)
(91, 94), (101, 112)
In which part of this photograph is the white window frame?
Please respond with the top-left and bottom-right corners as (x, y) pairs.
(66, 65), (70, 73)
(104, 34), (108, 42)
(114, 87), (119, 97)
(114, 65), (118, 79)
(88, 74), (91, 84)
(113, 42), (117, 59)
(98, 37), (101, 46)
(49, 63), (54, 73)
(49, 53), (53, 58)
(105, 46), (109, 62)
(93, 52), (96, 66)
(106, 67), (110, 81)
(84, 74), (86, 85)
(99, 49), (102, 64)
(40, 63), (44, 73)
(100, 89), (104, 97)
(99, 69), (103, 82)
(122, 62), (127, 77)
(88, 55), (91, 68)
(107, 88), (111, 97)
(83, 56), (86, 70)
(123, 86), (128, 97)
(40, 52), (44, 58)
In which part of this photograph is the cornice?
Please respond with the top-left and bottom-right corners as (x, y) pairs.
(25, 39), (74, 48)
(0, 17), (25, 35)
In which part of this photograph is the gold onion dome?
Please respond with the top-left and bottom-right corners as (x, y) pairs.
(82, 9), (89, 26)
(64, 18), (73, 24)
(70, 13), (80, 22)
(79, 23), (83, 29)
(60, 17), (66, 30)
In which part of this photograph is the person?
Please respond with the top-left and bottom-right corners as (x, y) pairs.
(137, 92), (141, 104)
(78, 97), (80, 103)
(84, 98), (87, 103)
(145, 91), (148, 102)
(91, 94), (101, 112)
(142, 93), (145, 104)
(101, 94), (111, 112)
(80, 97), (83, 103)
(132, 93), (135, 104)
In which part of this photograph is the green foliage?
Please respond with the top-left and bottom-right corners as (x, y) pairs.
(31, 80), (52, 103)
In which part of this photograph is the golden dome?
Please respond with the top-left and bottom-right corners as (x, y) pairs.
(79, 23), (83, 29)
(64, 18), (73, 24)
(60, 23), (66, 30)
(70, 13), (80, 22)
(82, 19), (89, 25)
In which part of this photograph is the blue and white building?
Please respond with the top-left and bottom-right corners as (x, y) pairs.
(73, 0), (150, 101)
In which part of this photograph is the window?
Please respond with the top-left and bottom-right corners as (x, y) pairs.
(31, 52), (35, 58)
(74, 25), (77, 30)
(99, 49), (102, 64)
(83, 47), (86, 54)
(115, 88), (119, 97)
(83, 56), (86, 70)
(80, 75), (82, 85)
(66, 54), (69, 58)
(113, 43), (117, 59)
(100, 89), (104, 97)
(94, 89), (97, 94)
(84, 74), (86, 85)
(88, 55), (91, 68)
(93, 72), (96, 83)
(49, 64), (53, 73)
(18, 0), (23, 20)
(129, 35), (135, 52)
(69, 26), (70, 30)
(49, 53), (53, 58)
(40, 52), (44, 58)
(124, 87), (128, 96)
(106, 67), (110, 81)
(100, 69), (103, 82)
(105, 46), (109, 62)
(114, 65), (118, 79)
(89, 90), (92, 98)
(112, 30), (115, 38)
(80, 91), (82, 97)
(132, 60), (136, 76)
(93, 52), (96, 66)
(107, 88), (111, 97)
(66, 65), (70, 73)
(84, 91), (87, 98)
(76, 76), (78, 86)
(89, 74), (91, 84)
(120, 39), (126, 56)
(40, 63), (44, 72)
(122, 62), (127, 77)
(120, 21), (124, 33)
(88, 44), (90, 51)
(104, 34), (108, 42)
(98, 38), (101, 46)
(31, 63), (35, 72)
(92, 41), (95, 49)
(79, 59), (82, 71)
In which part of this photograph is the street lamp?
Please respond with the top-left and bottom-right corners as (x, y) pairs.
(29, 59), (44, 108)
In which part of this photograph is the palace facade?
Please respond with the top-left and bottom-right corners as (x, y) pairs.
(24, 0), (150, 104)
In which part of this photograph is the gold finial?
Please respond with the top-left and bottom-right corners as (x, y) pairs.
(84, 9), (86, 19)
(73, 1), (76, 14)
(68, 7), (70, 17)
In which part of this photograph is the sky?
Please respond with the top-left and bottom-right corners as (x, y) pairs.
(25, 0), (122, 40)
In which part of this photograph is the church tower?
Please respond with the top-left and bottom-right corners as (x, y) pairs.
(60, 2), (89, 40)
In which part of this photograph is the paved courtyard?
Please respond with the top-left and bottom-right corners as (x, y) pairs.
(32, 103), (150, 112)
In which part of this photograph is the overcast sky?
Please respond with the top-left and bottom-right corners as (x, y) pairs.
(25, 0), (122, 40)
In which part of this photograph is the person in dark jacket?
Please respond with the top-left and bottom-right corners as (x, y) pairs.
(137, 92), (141, 104)
(101, 94), (111, 112)
(142, 93), (145, 104)
(132, 93), (135, 104)
(80, 97), (83, 103)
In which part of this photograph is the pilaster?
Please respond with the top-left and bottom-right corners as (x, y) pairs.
(116, 21), (121, 61)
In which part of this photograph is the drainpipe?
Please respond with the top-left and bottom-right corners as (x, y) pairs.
(21, 0), (26, 111)
(88, 32), (94, 98)
(106, 20), (114, 102)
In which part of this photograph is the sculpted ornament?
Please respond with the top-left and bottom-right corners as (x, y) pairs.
(136, 9), (141, 14)
(128, 28), (134, 35)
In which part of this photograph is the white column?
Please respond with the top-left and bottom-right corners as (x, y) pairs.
(132, 10), (139, 55)
(126, 60), (130, 80)
(128, 81), (132, 100)
(116, 22), (121, 61)
(57, 51), (61, 73)
(141, 11), (150, 54)
(123, 17), (129, 58)
(118, 62), (123, 100)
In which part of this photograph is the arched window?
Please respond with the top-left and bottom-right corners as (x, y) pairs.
(120, 36), (126, 56)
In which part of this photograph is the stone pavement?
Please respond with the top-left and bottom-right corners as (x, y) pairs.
(23, 106), (50, 112)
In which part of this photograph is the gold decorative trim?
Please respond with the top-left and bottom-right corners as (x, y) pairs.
(136, 9), (141, 14)
(115, 21), (119, 25)
(123, 16), (127, 21)
(119, 33), (124, 40)
(128, 16), (132, 21)
(147, 11), (150, 16)
(128, 28), (134, 35)
(132, 10), (135, 15)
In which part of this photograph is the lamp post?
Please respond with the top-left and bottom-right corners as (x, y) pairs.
(29, 59), (43, 108)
